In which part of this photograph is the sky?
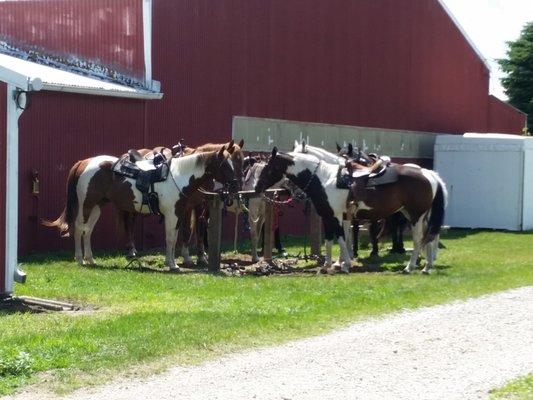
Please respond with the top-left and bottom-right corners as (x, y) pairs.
(441, 0), (533, 100)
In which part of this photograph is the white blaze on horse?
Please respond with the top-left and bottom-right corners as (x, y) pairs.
(255, 148), (353, 273)
(44, 147), (238, 270)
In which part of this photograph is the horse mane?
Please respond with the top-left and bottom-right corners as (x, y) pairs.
(295, 143), (344, 164)
(196, 142), (240, 152)
(171, 151), (216, 174)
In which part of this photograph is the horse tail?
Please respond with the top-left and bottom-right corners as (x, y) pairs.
(42, 160), (83, 237)
(422, 172), (448, 245)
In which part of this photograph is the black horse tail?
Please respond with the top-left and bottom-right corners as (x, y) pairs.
(422, 180), (446, 245)
(42, 160), (82, 237)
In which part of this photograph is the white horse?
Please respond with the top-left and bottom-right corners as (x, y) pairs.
(255, 148), (353, 272)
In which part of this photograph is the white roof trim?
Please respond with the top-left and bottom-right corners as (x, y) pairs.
(436, 0), (491, 72)
(0, 52), (162, 100)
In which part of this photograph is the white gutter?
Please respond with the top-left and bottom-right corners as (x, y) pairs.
(41, 83), (163, 100)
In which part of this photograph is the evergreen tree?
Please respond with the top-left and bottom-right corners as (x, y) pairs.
(498, 22), (533, 133)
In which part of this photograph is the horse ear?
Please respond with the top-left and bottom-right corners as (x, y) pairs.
(238, 139), (244, 149)
(218, 146), (226, 158)
(348, 143), (353, 155)
(227, 143), (235, 154)
(272, 147), (278, 158)
(336, 143), (341, 152)
(302, 140), (306, 152)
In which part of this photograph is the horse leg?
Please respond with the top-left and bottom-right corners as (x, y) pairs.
(164, 213), (180, 271)
(337, 236), (352, 273)
(250, 213), (264, 263)
(335, 214), (352, 273)
(83, 205), (101, 265)
(352, 219), (360, 259)
(343, 219), (354, 260)
(180, 210), (194, 267)
(74, 225), (84, 265)
(120, 211), (138, 259)
(196, 207), (208, 267)
(369, 221), (380, 257)
(404, 216), (425, 273)
(324, 239), (333, 269)
(422, 234), (440, 274)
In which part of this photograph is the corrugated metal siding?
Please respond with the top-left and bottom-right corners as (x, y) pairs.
(0, 0), (145, 82)
(0, 83), (6, 292)
(488, 95), (526, 134)
(145, 0), (508, 147)
(18, 91), (150, 254)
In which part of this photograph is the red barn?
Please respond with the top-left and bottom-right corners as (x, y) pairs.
(0, 0), (526, 294)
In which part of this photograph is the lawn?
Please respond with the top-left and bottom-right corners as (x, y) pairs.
(491, 374), (533, 399)
(1, 229), (532, 395)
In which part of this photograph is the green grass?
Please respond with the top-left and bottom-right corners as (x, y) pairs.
(491, 374), (533, 399)
(1, 229), (532, 395)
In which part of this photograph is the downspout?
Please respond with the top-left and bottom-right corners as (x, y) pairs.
(5, 84), (25, 293)
(5, 79), (41, 294)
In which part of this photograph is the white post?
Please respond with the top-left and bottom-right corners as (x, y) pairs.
(5, 84), (24, 294)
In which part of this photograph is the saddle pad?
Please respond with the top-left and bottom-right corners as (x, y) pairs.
(367, 166), (398, 187)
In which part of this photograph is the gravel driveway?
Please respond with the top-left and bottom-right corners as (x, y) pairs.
(6, 286), (533, 400)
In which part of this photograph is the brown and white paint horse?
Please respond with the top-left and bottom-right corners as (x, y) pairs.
(44, 147), (238, 270)
(120, 140), (246, 265)
(347, 160), (447, 273)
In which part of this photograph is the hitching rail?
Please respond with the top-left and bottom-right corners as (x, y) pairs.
(203, 189), (322, 271)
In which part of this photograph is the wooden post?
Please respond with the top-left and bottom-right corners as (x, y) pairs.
(208, 195), (223, 272)
(263, 197), (274, 262)
(309, 203), (322, 257)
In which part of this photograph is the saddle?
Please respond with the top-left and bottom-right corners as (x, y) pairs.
(113, 149), (171, 214)
(337, 156), (398, 190)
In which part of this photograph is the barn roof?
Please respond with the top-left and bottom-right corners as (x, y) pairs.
(437, 0), (491, 72)
(0, 52), (162, 100)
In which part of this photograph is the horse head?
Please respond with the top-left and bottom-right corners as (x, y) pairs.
(255, 147), (294, 193)
(225, 139), (245, 190)
(205, 146), (240, 193)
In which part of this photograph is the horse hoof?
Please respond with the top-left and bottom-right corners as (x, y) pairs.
(125, 251), (138, 260)
(401, 268), (411, 275)
(317, 267), (329, 275)
(340, 262), (351, 274)
(421, 269), (430, 275)
(168, 265), (181, 273)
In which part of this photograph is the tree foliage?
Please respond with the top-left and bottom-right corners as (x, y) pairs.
(498, 22), (533, 133)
